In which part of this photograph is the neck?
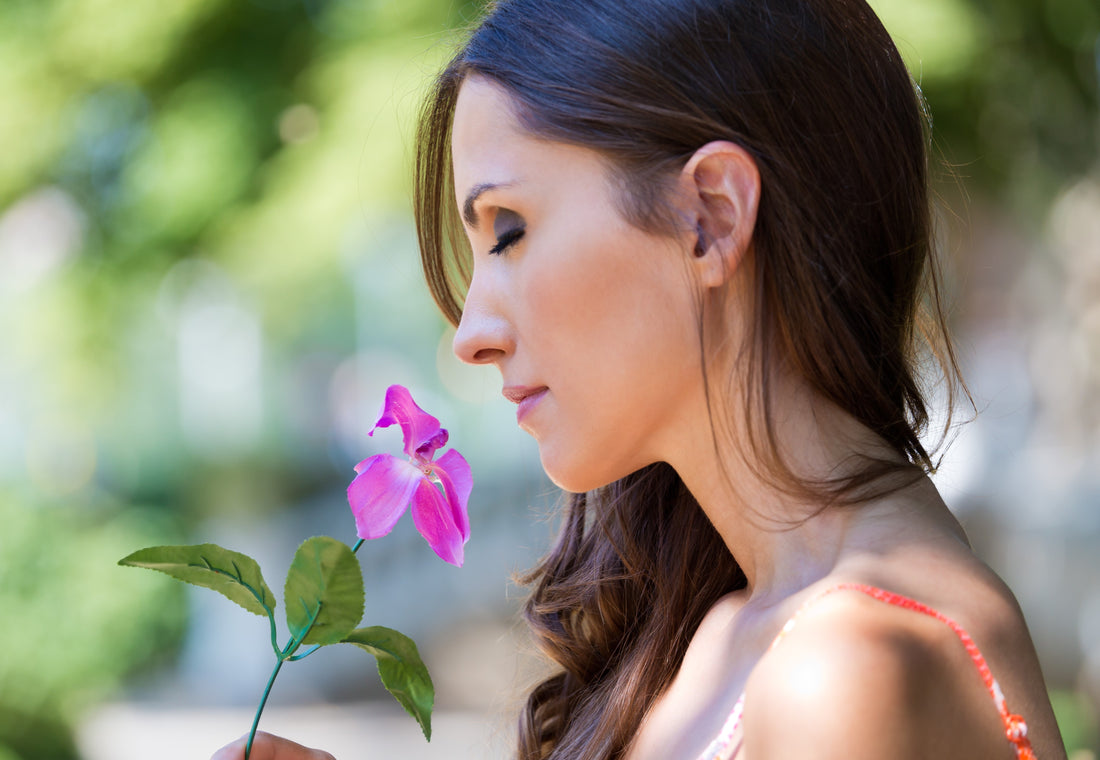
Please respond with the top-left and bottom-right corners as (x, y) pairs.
(666, 375), (943, 603)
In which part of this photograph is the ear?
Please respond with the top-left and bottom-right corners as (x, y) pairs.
(680, 141), (760, 288)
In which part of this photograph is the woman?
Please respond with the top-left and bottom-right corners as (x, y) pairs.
(214, 0), (1066, 757)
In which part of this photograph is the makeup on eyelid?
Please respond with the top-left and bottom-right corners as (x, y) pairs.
(490, 226), (525, 254)
(489, 207), (526, 255)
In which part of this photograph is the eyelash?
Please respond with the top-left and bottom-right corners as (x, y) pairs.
(489, 227), (525, 255)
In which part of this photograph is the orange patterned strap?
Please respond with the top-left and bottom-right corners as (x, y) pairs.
(694, 583), (1038, 760)
(828, 584), (1037, 758)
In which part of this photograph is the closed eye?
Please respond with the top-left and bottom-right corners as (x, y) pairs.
(489, 226), (525, 255)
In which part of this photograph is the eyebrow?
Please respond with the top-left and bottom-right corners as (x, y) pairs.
(462, 181), (512, 229)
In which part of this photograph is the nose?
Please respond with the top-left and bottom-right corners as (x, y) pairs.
(452, 273), (512, 366)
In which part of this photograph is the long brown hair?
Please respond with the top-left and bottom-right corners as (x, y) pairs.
(414, 0), (965, 757)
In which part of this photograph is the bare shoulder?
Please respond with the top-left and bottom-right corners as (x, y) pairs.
(740, 586), (1025, 760)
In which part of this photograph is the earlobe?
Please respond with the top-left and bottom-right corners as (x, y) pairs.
(682, 141), (761, 287)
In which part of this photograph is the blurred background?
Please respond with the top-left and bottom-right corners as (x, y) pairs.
(0, 0), (1097, 757)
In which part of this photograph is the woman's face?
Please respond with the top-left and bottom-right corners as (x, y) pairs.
(450, 76), (707, 493)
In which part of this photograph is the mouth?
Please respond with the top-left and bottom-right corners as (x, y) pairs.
(502, 385), (549, 424)
(502, 385), (547, 404)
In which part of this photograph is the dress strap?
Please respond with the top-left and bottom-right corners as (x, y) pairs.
(827, 584), (1037, 759)
(694, 583), (1038, 760)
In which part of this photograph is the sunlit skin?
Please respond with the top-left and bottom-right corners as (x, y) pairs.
(206, 76), (1066, 760)
(451, 83), (708, 496)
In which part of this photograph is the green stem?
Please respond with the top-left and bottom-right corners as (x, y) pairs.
(244, 651), (286, 760)
(267, 612), (280, 658)
(244, 605), (323, 760)
(287, 644), (320, 661)
(352, 538), (364, 553)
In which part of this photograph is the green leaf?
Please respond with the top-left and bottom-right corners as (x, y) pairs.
(283, 536), (364, 647)
(118, 544), (276, 617)
(342, 626), (434, 741)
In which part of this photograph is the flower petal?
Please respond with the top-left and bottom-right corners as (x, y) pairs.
(347, 454), (423, 540)
(410, 476), (467, 567)
(432, 448), (472, 542)
(369, 385), (449, 460)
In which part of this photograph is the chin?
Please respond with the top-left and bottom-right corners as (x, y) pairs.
(538, 447), (598, 494)
(538, 445), (646, 495)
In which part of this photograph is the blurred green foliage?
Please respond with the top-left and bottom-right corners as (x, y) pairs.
(0, 0), (479, 513)
(1051, 688), (1100, 754)
(0, 492), (186, 758)
(871, 0), (1100, 212)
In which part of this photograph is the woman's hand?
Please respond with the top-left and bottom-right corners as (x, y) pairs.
(211, 732), (335, 760)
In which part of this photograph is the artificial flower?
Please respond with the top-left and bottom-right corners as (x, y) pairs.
(347, 385), (472, 566)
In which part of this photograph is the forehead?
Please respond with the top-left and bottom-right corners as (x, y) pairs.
(451, 76), (534, 192)
(452, 77), (522, 155)
(450, 76), (605, 201)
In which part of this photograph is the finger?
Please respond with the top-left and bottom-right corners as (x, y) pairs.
(210, 735), (247, 760)
(211, 732), (335, 760)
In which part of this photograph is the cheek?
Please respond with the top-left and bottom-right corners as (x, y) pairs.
(523, 235), (666, 384)
(518, 231), (701, 489)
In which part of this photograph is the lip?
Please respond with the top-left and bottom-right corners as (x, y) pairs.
(502, 385), (548, 424)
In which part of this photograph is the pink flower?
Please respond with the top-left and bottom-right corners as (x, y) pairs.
(347, 385), (472, 566)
